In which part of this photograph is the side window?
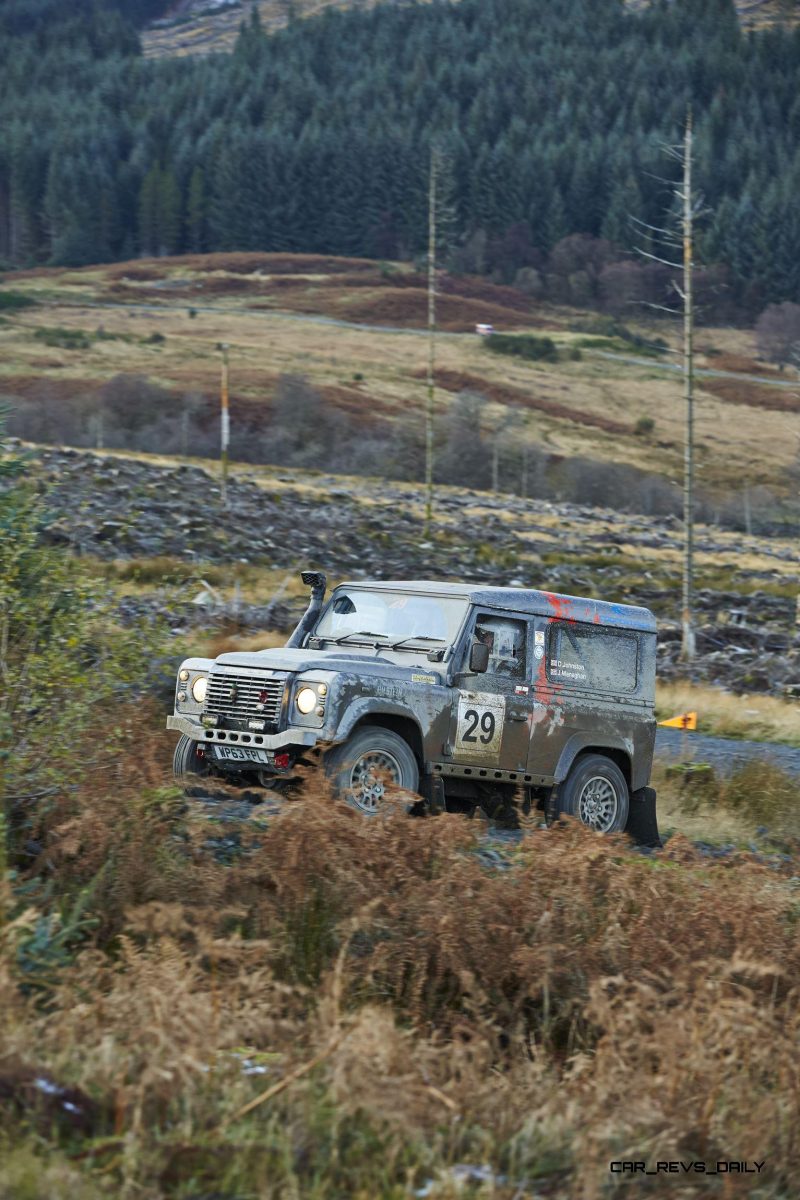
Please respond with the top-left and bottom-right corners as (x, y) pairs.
(473, 615), (527, 678)
(548, 624), (638, 692)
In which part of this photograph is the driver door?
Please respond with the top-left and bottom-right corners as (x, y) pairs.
(448, 610), (532, 773)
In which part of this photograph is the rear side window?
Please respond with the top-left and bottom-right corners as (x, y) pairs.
(548, 624), (638, 692)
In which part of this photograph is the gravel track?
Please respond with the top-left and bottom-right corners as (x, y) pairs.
(655, 728), (800, 775)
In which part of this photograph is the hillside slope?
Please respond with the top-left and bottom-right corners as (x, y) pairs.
(141, 0), (350, 58)
(2, 254), (799, 515)
(143, 0), (800, 58)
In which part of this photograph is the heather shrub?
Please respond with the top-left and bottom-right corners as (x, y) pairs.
(719, 759), (800, 838)
(2, 759), (799, 1197)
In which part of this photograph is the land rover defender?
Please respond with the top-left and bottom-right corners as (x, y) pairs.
(168, 572), (660, 843)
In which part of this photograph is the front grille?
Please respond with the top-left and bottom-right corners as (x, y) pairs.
(205, 669), (287, 726)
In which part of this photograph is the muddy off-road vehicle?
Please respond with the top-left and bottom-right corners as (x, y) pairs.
(168, 573), (660, 843)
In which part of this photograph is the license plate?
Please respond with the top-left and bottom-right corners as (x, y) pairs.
(214, 746), (270, 765)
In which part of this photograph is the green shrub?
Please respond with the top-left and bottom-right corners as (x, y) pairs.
(485, 333), (559, 362)
(0, 291), (37, 312)
(634, 416), (655, 435)
(719, 760), (800, 838)
(32, 326), (92, 350)
(569, 316), (668, 357)
(0, 419), (168, 848)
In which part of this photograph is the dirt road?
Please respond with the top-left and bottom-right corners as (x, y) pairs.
(655, 728), (800, 775)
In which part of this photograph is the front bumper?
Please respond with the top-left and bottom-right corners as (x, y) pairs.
(167, 714), (319, 751)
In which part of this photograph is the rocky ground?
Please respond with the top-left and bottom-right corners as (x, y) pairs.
(12, 442), (800, 697)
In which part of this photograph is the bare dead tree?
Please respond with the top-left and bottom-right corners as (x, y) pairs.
(678, 112), (696, 662)
(632, 110), (700, 662)
(424, 147), (437, 535)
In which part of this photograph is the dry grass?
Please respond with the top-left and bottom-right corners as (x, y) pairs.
(701, 376), (800, 414)
(2, 705), (800, 1197)
(3, 254), (800, 488)
(425, 366), (633, 434)
(704, 351), (786, 378)
(657, 681), (800, 746)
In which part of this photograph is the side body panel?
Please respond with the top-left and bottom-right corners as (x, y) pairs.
(529, 617), (657, 790)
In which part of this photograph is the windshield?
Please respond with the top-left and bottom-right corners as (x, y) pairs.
(314, 589), (468, 646)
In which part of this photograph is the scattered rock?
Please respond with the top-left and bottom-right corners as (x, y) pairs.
(8, 445), (799, 696)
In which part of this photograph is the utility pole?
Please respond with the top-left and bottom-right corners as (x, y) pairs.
(679, 111), (696, 662)
(743, 482), (752, 537)
(218, 342), (230, 506)
(424, 148), (437, 536)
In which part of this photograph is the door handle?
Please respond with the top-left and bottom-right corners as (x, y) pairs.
(508, 710), (528, 722)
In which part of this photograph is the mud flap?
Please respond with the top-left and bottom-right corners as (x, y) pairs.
(625, 786), (661, 848)
(421, 773), (446, 815)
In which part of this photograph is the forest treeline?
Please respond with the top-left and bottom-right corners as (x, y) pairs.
(2, 0), (800, 315)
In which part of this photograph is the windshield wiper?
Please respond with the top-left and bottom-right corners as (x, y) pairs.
(390, 635), (446, 650)
(329, 630), (389, 646)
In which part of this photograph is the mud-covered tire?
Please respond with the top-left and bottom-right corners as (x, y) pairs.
(558, 753), (629, 834)
(325, 726), (420, 814)
(173, 735), (212, 797)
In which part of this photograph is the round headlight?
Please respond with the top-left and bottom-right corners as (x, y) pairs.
(191, 676), (208, 704)
(296, 687), (317, 714)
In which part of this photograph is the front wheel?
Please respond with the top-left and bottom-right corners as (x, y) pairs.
(173, 734), (212, 797)
(324, 726), (420, 814)
(558, 754), (629, 834)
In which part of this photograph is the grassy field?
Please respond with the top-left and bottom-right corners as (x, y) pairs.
(2, 253), (798, 495)
(656, 681), (800, 747)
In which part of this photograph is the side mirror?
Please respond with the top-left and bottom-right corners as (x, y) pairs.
(469, 641), (490, 674)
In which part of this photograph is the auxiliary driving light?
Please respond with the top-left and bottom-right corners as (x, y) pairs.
(191, 676), (208, 704)
(295, 687), (317, 714)
(179, 669), (190, 682)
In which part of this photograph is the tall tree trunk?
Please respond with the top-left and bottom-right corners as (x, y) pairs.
(425, 148), (437, 534)
(680, 111), (696, 663)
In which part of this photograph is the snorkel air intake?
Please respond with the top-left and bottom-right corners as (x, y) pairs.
(286, 571), (327, 648)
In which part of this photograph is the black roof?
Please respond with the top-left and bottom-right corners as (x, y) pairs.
(341, 581), (657, 633)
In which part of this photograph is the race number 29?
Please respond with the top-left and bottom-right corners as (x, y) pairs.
(455, 692), (505, 760)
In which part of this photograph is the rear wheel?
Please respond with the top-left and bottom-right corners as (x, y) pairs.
(325, 726), (419, 814)
(558, 754), (629, 834)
